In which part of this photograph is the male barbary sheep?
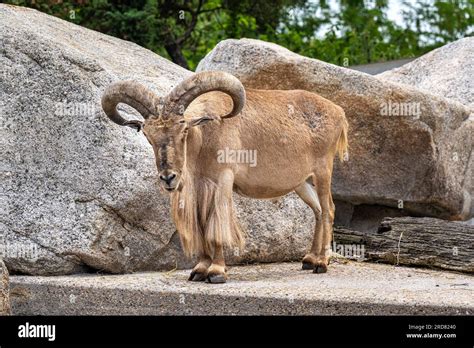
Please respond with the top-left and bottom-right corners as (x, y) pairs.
(101, 71), (348, 283)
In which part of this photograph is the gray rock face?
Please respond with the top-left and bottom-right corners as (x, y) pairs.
(0, 4), (191, 275)
(378, 37), (474, 220)
(0, 258), (10, 315)
(197, 38), (473, 220)
(1, 5), (314, 275)
(378, 37), (474, 108)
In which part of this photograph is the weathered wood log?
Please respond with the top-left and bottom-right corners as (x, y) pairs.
(0, 258), (11, 315)
(334, 217), (474, 273)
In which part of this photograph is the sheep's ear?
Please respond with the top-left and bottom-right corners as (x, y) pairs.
(188, 116), (214, 127)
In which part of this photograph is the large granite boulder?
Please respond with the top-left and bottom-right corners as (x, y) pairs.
(0, 5), (313, 275)
(378, 38), (474, 220)
(197, 38), (473, 221)
(0, 258), (10, 315)
(0, 4), (189, 275)
(378, 37), (473, 108)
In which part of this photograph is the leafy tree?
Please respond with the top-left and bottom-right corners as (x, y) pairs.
(5, 0), (473, 69)
(402, 0), (473, 49)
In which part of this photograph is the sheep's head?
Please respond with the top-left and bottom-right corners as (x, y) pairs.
(101, 71), (246, 192)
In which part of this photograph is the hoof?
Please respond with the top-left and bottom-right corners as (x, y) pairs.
(302, 261), (314, 270)
(206, 274), (226, 284)
(313, 264), (328, 274)
(188, 271), (206, 282)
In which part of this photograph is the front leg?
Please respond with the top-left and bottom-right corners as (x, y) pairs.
(188, 247), (227, 283)
(206, 243), (227, 284)
(189, 253), (212, 281)
(204, 169), (241, 284)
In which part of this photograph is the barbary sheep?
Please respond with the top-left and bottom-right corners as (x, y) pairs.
(101, 71), (348, 283)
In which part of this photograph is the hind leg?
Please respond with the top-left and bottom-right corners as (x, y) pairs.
(310, 168), (335, 273)
(296, 167), (334, 273)
(294, 180), (326, 272)
(312, 185), (335, 273)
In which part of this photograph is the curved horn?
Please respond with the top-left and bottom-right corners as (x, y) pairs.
(101, 81), (162, 130)
(164, 71), (246, 119)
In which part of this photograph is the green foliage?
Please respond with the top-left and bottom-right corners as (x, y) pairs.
(5, 0), (474, 69)
(402, 0), (473, 48)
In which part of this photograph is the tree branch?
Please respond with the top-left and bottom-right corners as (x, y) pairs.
(176, 0), (204, 45)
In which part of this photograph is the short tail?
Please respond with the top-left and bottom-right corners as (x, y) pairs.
(336, 111), (349, 161)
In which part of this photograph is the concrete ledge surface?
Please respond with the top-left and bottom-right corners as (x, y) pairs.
(10, 261), (473, 315)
